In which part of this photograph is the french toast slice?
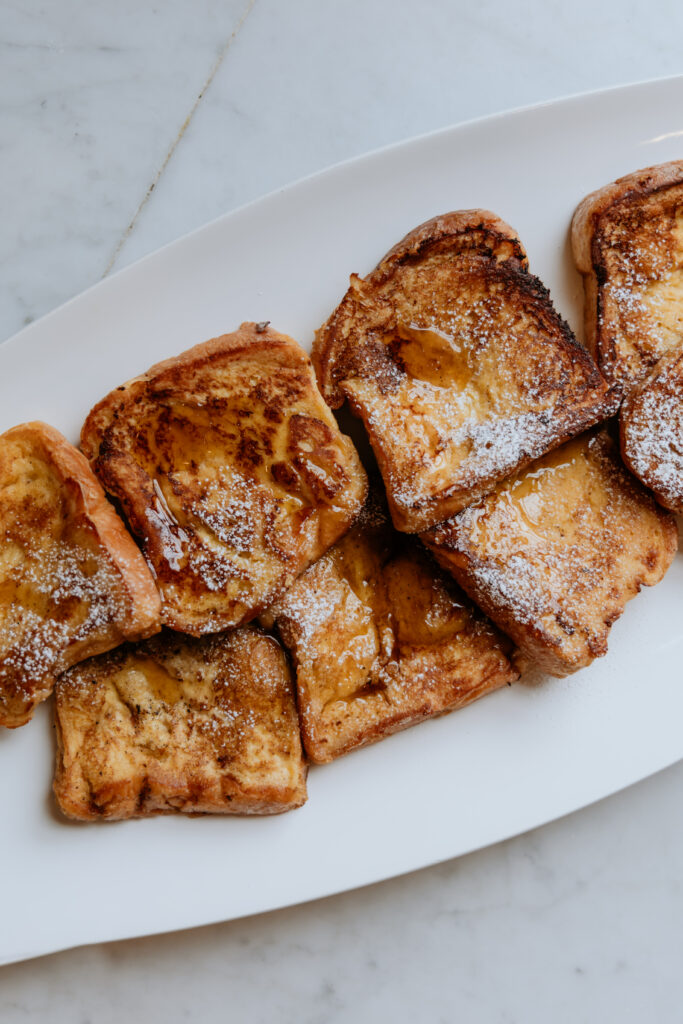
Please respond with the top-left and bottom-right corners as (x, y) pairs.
(620, 346), (683, 513)
(81, 323), (367, 635)
(0, 422), (161, 728)
(313, 211), (612, 533)
(53, 625), (307, 819)
(262, 492), (521, 763)
(422, 430), (678, 677)
(572, 159), (683, 397)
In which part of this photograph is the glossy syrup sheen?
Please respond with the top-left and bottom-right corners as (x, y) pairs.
(124, 655), (185, 705)
(393, 323), (474, 390)
(466, 435), (596, 547)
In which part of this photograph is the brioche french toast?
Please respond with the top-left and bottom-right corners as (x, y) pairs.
(0, 422), (161, 729)
(262, 491), (521, 763)
(81, 323), (367, 635)
(620, 346), (683, 512)
(313, 211), (612, 533)
(53, 625), (307, 819)
(422, 430), (678, 676)
(572, 160), (683, 397)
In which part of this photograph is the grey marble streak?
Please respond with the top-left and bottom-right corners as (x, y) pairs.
(2, 1), (683, 1020)
(113, 0), (683, 271)
(0, 0), (251, 343)
(1, 760), (682, 1023)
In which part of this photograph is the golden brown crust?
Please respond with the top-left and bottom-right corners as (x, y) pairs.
(620, 347), (683, 512)
(81, 323), (367, 635)
(0, 422), (161, 728)
(370, 210), (529, 286)
(53, 626), (307, 820)
(313, 211), (530, 407)
(264, 491), (521, 763)
(314, 211), (612, 533)
(422, 430), (678, 677)
(571, 160), (683, 395)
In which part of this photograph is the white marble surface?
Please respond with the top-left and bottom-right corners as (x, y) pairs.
(1, 1), (683, 1020)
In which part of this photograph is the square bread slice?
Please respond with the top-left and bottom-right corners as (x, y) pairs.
(80, 322), (367, 635)
(0, 421), (161, 729)
(313, 211), (612, 533)
(422, 430), (678, 677)
(262, 492), (521, 763)
(53, 625), (307, 819)
(620, 346), (683, 513)
(572, 159), (683, 397)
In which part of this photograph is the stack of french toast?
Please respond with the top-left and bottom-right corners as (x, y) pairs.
(1, 159), (681, 821)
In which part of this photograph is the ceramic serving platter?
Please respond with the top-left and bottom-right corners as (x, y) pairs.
(1, 76), (682, 965)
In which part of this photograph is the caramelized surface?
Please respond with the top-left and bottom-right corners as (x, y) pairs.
(81, 324), (367, 634)
(580, 174), (683, 394)
(0, 424), (160, 728)
(423, 431), (678, 676)
(621, 347), (683, 512)
(265, 493), (520, 762)
(53, 626), (307, 819)
(314, 211), (611, 532)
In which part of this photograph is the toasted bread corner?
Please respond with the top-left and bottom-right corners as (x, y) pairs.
(422, 430), (678, 676)
(621, 346), (683, 513)
(80, 323), (368, 635)
(0, 421), (161, 728)
(266, 490), (521, 762)
(571, 159), (683, 394)
(53, 626), (307, 820)
(314, 211), (611, 533)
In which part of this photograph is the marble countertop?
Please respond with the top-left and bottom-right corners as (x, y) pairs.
(2, 1), (683, 1020)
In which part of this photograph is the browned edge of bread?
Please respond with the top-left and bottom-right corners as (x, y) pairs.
(421, 430), (678, 677)
(0, 422), (161, 728)
(81, 323), (312, 456)
(620, 346), (683, 513)
(313, 211), (613, 532)
(313, 210), (529, 408)
(53, 626), (307, 820)
(80, 322), (368, 634)
(571, 159), (683, 389)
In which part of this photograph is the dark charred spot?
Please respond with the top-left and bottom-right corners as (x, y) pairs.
(263, 404), (284, 424)
(271, 461), (299, 490)
(236, 436), (262, 469)
(644, 549), (658, 570)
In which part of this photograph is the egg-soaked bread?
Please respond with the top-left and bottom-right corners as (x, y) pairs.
(572, 159), (683, 397)
(422, 430), (678, 677)
(314, 211), (612, 533)
(81, 323), (367, 635)
(263, 492), (521, 763)
(620, 346), (683, 513)
(53, 625), (307, 820)
(0, 421), (160, 729)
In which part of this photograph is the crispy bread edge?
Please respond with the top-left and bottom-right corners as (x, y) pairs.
(312, 210), (529, 407)
(303, 658), (520, 764)
(2, 421), (161, 665)
(570, 159), (683, 375)
(370, 209), (529, 282)
(422, 436), (679, 676)
(80, 322), (310, 458)
(80, 325), (368, 634)
(53, 630), (308, 820)
(620, 348), (683, 513)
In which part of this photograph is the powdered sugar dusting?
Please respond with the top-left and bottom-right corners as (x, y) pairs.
(339, 255), (608, 528)
(1, 535), (128, 714)
(425, 432), (676, 674)
(55, 627), (306, 817)
(622, 350), (683, 511)
(267, 493), (517, 758)
(598, 195), (683, 390)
